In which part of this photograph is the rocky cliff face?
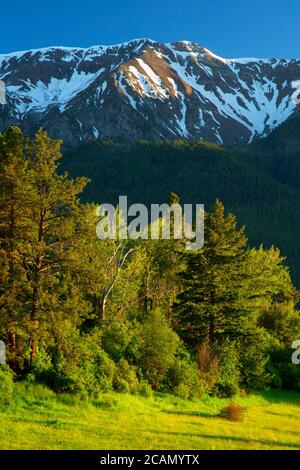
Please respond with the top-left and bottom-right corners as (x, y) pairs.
(0, 38), (299, 146)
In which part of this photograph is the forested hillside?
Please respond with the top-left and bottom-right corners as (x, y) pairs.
(239, 114), (300, 188)
(61, 137), (300, 285)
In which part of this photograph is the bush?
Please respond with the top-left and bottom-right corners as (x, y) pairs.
(220, 403), (245, 422)
(267, 346), (300, 391)
(238, 328), (270, 390)
(114, 358), (140, 394)
(138, 381), (153, 398)
(92, 396), (117, 409)
(0, 365), (14, 405)
(115, 378), (131, 394)
(32, 325), (116, 396)
(113, 358), (152, 396)
(101, 320), (141, 363)
(139, 309), (179, 389)
(214, 341), (240, 398)
(167, 354), (205, 399)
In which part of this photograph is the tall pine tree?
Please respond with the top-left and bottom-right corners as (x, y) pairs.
(173, 200), (293, 348)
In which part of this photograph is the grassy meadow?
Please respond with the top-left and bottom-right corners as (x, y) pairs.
(0, 384), (300, 450)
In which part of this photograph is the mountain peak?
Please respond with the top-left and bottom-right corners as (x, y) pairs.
(0, 39), (299, 146)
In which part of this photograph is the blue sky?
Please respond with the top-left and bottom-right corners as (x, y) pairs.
(1, 0), (299, 58)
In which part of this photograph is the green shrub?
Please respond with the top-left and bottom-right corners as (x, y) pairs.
(33, 325), (116, 396)
(114, 358), (140, 394)
(113, 359), (153, 397)
(168, 356), (205, 399)
(214, 341), (241, 398)
(139, 309), (179, 389)
(101, 320), (140, 363)
(31, 348), (52, 372)
(0, 365), (14, 405)
(238, 329), (270, 390)
(138, 380), (153, 398)
(173, 383), (191, 399)
(115, 378), (130, 394)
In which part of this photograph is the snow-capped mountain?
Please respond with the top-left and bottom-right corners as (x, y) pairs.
(0, 38), (299, 146)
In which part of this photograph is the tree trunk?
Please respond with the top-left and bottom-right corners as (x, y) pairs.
(9, 329), (16, 350)
(29, 208), (45, 363)
(8, 204), (17, 352)
(30, 339), (36, 364)
(100, 296), (107, 321)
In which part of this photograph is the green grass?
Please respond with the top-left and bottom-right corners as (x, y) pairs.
(0, 383), (300, 450)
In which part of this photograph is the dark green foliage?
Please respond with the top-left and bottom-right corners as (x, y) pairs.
(239, 115), (300, 189)
(267, 346), (300, 391)
(173, 200), (251, 346)
(174, 201), (290, 346)
(61, 138), (300, 285)
(237, 329), (271, 390)
(173, 200), (296, 394)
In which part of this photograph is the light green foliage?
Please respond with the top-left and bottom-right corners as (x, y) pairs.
(214, 341), (241, 398)
(237, 328), (271, 390)
(33, 325), (115, 396)
(0, 365), (14, 404)
(101, 320), (140, 363)
(170, 358), (205, 399)
(259, 302), (300, 345)
(114, 358), (140, 394)
(139, 309), (180, 389)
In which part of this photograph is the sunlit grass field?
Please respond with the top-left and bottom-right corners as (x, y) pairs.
(0, 383), (299, 450)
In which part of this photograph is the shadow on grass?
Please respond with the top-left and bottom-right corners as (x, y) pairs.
(255, 390), (300, 406)
(9, 416), (83, 429)
(150, 430), (300, 449)
(264, 427), (300, 437)
(265, 410), (299, 419)
(162, 409), (217, 418)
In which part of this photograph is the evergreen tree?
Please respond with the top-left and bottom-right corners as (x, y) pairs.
(0, 128), (88, 365)
(0, 127), (31, 362)
(25, 129), (88, 362)
(173, 200), (293, 348)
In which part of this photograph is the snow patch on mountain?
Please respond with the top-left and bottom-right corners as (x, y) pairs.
(6, 68), (105, 115)
(0, 39), (299, 146)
